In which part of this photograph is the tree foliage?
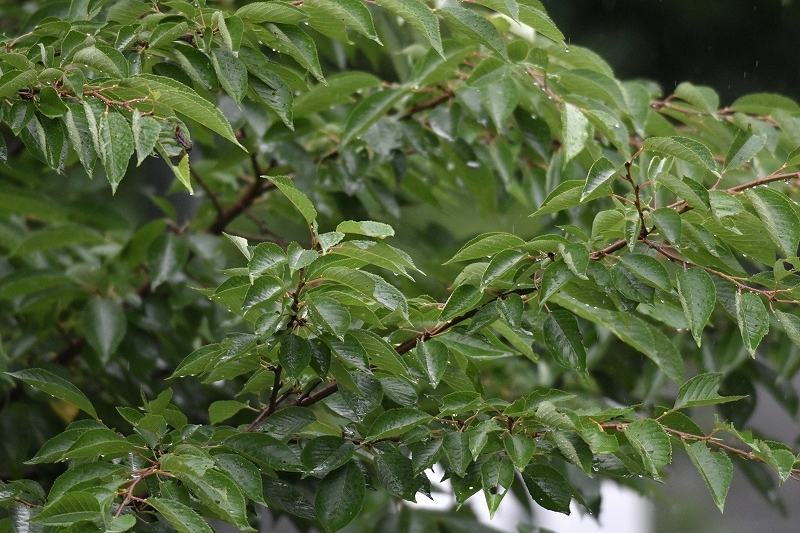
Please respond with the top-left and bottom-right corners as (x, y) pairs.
(2, 1), (800, 532)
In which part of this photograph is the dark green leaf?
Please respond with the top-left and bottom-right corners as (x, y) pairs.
(6, 368), (97, 419)
(147, 497), (215, 533)
(674, 372), (746, 410)
(522, 464), (572, 514)
(440, 284), (482, 322)
(365, 408), (433, 442)
(543, 310), (586, 372)
(82, 298), (126, 365)
(625, 419), (671, 480)
(315, 463), (365, 532)
(736, 292), (769, 356)
(374, 0), (442, 56)
(280, 334), (313, 379)
(685, 441), (732, 513)
(417, 339), (449, 388)
(676, 268), (716, 347)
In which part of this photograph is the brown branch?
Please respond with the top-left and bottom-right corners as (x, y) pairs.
(191, 169), (224, 218)
(590, 239), (628, 260)
(206, 177), (273, 234)
(401, 90), (455, 119)
(726, 171), (800, 193)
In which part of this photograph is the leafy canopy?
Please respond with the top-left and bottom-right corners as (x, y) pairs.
(2, 0), (800, 532)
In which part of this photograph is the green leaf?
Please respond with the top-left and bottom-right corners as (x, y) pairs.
(730, 92), (800, 115)
(36, 86), (68, 118)
(446, 232), (526, 263)
(375, 452), (419, 500)
(561, 103), (590, 164)
(538, 261), (574, 308)
(279, 334), (313, 379)
(365, 408), (433, 442)
(304, 0), (381, 43)
(209, 400), (249, 424)
(236, 2), (309, 23)
(73, 46), (123, 77)
(0, 69), (37, 99)
(480, 75), (518, 131)
(97, 112), (134, 193)
(7, 368), (97, 419)
(147, 497), (214, 533)
(63, 104), (97, 175)
(222, 433), (302, 471)
(581, 157), (619, 202)
(411, 439), (443, 475)
(211, 47), (248, 104)
(63, 428), (137, 459)
(735, 292), (769, 356)
(724, 127), (766, 171)
(374, 0), (442, 56)
(29, 492), (102, 525)
(532, 181), (601, 217)
(552, 294), (684, 381)
(651, 207), (682, 244)
(243, 275), (284, 310)
(293, 71), (381, 117)
(745, 187), (800, 258)
(625, 419), (671, 480)
(481, 249), (527, 288)
(674, 81), (719, 114)
(132, 111), (160, 166)
(775, 310), (800, 351)
(212, 454), (264, 504)
(341, 89), (405, 146)
(503, 434), (536, 470)
(301, 436), (355, 477)
(517, 4), (565, 44)
(619, 254), (672, 292)
(438, 6), (508, 60)
(147, 234), (189, 290)
(442, 430), (471, 477)
(644, 136), (719, 176)
(258, 406), (316, 440)
(257, 23), (325, 83)
(656, 172), (710, 213)
(315, 463), (365, 532)
(307, 295), (351, 339)
(249, 243), (287, 275)
(126, 74), (244, 149)
(522, 464), (573, 514)
(249, 69), (294, 129)
(336, 220), (394, 238)
(543, 310), (586, 372)
(685, 441), (733, 512)
(676, 268), (716, 347)
(266, 175), (317, 225)
(82, 298), (127, 365)
(674, 372), (746, 410)
(48, 463), (125, 502)
(417, 339), (449, 388)
(440, 284), (482, 322)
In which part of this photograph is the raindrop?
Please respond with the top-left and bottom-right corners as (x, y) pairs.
(466, 161), (480, 168)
